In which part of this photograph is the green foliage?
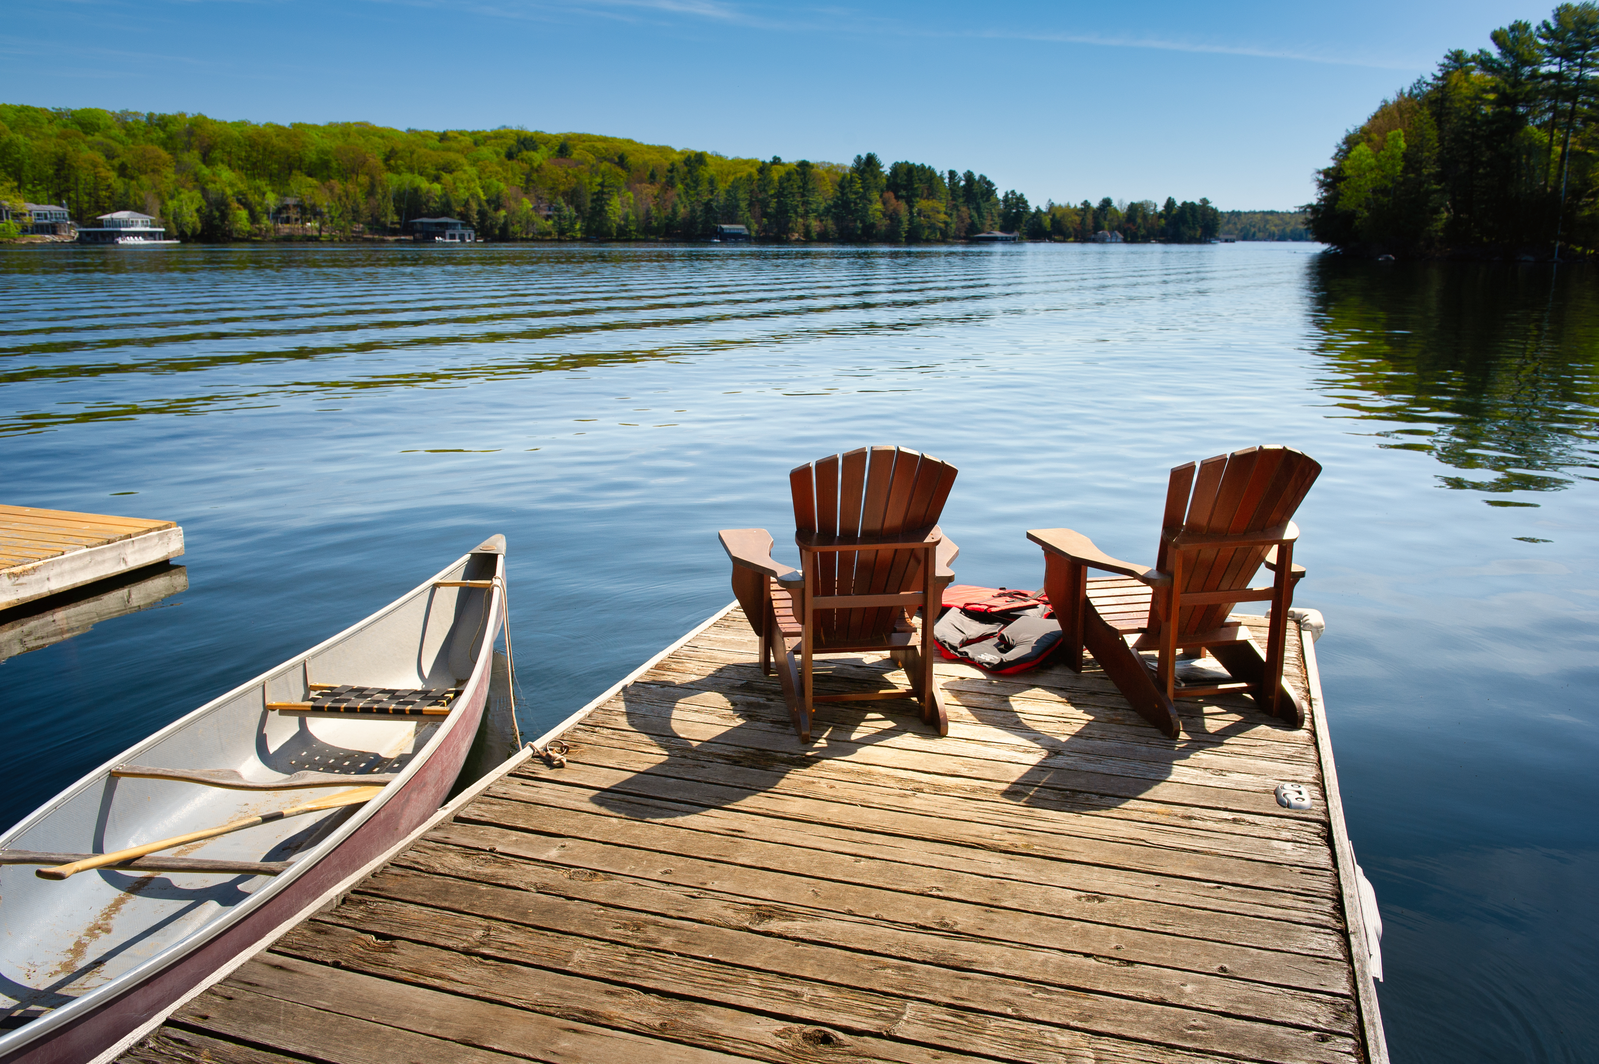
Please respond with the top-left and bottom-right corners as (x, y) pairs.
(1218, 211), (1312, 241)
(1311, 2), (1599, 256)
(0, 103), (1226, 244)
(0, 221), (19, 240)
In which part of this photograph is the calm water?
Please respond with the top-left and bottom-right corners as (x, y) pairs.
(3, 243), (1597, 1062)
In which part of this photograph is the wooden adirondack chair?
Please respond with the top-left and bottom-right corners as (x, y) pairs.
(1028, 446), (1321, 737)
(719, 446), (960, 742)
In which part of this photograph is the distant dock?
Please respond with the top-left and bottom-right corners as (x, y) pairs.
(0, 505), (184, 611)
(124, 602), (1386, 1064)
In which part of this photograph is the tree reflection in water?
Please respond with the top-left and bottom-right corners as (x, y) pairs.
(1306, 256), (1599, 502)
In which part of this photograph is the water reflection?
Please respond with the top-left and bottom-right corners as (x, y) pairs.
(1306, 257), (1599, 501)
(0, 565), (187, 663)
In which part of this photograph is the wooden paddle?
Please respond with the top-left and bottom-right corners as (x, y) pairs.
(36, 785), (383, 881)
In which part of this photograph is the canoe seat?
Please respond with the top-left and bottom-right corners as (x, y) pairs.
(266, 685), (462, 717)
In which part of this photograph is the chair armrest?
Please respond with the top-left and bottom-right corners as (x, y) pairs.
(932, 525), (958, 580)
(719, 529), (799, 582)
(1264, 545), (1306, 577)
(1027, 528), (1152, 580)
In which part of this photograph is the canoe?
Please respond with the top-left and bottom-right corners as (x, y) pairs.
(0, 535), (508, 1063)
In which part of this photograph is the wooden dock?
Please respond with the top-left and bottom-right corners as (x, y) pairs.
(0, 505), (184, 611)
(123, 603), (1387, 1064)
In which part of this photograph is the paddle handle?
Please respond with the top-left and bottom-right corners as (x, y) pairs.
(36, 786), (383, 881)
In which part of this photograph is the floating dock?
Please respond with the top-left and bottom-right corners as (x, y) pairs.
(0, 505), (184, 612)
(124, 603), (1387, 1064)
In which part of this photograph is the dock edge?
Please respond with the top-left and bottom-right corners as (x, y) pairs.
(1299, 614), (1390, 1064)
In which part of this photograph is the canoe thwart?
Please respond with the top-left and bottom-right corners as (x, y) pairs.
(267, 684), (461, 717)
(0, 850), (290, 876)
(433, 580), (496, 588)
(111, 765), (403, 790)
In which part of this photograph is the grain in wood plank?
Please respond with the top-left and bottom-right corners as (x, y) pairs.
(122, 1027), (317, 1064)
(196, 955), (752, 1064)
(384, 841), (1353, 996)
(625, 654), (1320, 767)
(688, 618), (1314, 732)
(692, 608), (1312, 738)
(556, 724), (1328, 861)
(0, 549), (65, 566)
(0, 523), (150, 551)
(0, 536), (88, 555)
(0, 527), (109, 546)
(301, 899), (1261, 1064)
(639, 655), (1317, 786)
(166, 982), (533, 1064)
(493, 761), (1333, 885)
(460, 791), (1338, 921)
(540, 703), (1325, 847)
(602, 681), (1324, 791)
(374, 838), (1349, 1004)
(275, 917), (1050, 1064)
(570, 705), (1327, 822)
(504, 735), (1327, 856)
(424, 814), (1346, 956)
(0, 503), (172, 530)
(588, 672), (1298, 796)
(314, 890), (1357, 1064)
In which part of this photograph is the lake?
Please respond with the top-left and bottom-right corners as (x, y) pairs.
(2, 242), (1596, 1063)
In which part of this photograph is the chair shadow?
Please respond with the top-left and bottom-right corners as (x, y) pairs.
(586, 652), (934, 821)
(958, 657), (1296, 811)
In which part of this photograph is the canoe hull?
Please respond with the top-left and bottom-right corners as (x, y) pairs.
(0, 538), (505, 1064)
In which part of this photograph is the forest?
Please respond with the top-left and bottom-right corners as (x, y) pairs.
(1311, 2), (1599, 257)
(0, 103), (1226, 245)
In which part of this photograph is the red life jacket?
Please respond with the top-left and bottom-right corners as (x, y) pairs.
(933, 586), (1062, 675)
(940, 585), (1049, 613)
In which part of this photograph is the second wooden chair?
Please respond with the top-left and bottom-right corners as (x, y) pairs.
(1029, 445), (1320, 737)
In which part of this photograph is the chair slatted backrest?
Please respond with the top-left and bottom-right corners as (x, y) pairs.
(1150, 445), (1321, 637)
(790, 446), (957, 644)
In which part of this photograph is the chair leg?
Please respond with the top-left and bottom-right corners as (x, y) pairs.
(1042, 554), (1088, 672)
(1157, 561), (1181, 704)
(1080, 608), (1181, 738)
(1262, 544), (1295, 719)
(799, 623), (815, 745)
(920, 545), (947, 736)
(1209, 637), (1308, 728)
(764, 605), (808, 740)
(777, 643), (808, 741)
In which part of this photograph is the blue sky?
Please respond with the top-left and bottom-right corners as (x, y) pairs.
(3, 0), (1558, 209)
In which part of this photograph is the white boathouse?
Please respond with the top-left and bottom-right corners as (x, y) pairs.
(77, 211), (179, 245)
(409, 217), (476, 243)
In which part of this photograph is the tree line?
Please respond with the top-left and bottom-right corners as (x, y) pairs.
(1310, 2), (1599, 258)
(1218, 211), (1312, 241)
(0, 103), (1226, 245)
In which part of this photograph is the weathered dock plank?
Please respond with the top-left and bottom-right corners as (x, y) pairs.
(0, 504), (183, 610)
(123, 603), (1386, 1064)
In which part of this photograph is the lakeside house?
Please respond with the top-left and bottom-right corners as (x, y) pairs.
(1093, 230), (1125, 243)
(409, 217), (475, 243)
(1, 203), (75, 236)
(970, 231), (1018, 243)
(76, 211), (178, 245)
(712, 224), (750, 242)
(270, 197), (315, 226)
